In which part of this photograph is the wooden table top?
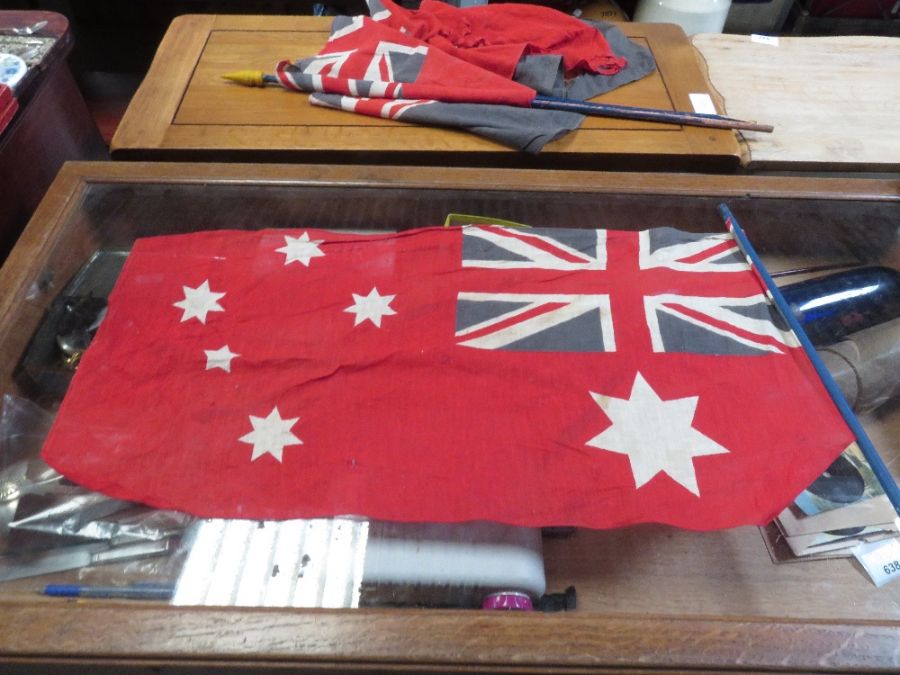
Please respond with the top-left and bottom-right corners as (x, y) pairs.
(110, 15), (741, 171)
(1, 162), (899, 671)
(693, 33), (900, 172)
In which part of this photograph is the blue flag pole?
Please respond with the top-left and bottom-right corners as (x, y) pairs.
(223, 72), (774, 133)
(531, 95), (774, 133)
(719, 203), (900, 516)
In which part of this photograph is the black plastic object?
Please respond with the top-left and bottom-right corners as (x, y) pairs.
(537, 586), (577, 612)
(15, 251), (128, 402)
(781, 267), (900, 346)
(806, 454), (866, 505)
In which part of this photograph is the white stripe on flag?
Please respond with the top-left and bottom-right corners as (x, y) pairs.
(380, 100), (403, 118)
(329, 16), (365, 41)
(339, 96), (359, 112)
(392, 99), (432, 119)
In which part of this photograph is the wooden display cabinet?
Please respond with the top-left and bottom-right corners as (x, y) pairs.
(0, 11), (106, 262)
(0, 162), (898, 672)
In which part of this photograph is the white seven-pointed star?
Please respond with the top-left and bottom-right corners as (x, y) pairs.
(344, 287), (397, 327)
(173, 280), (225, 324)
(238, 407), (303, 463)
(204, 345), (239, 373)
(586, 372), (730, 496)
(276, 232), (325, 267)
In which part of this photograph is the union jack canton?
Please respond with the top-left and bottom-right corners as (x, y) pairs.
(455, 225), (799, 355)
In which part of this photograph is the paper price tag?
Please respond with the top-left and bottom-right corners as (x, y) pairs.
(853, 537), (900, 588)
(689, 93), (717, 115)
(751, 34), (780, 47)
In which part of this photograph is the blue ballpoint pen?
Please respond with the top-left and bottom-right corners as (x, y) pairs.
(43, 583), (175, 600)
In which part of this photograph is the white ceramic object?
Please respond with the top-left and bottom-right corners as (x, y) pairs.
(0, 53), (27, 89)
(634, 0), (733, 36)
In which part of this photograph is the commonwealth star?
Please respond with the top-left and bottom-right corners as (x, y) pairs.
(173, 280), (225, 324)
(239, 407), (303, 463)
(277, 232), (325, 267)
(587, 372), (730, 496)
(344, 287), (397, 327)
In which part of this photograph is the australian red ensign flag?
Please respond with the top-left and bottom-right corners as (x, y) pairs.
(42, 224), (855, 529)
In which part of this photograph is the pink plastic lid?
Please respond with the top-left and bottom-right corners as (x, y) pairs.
(481, 591), (533, 611)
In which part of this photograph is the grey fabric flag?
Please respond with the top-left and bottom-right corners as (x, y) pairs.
(514, 21), (656, 100)
(309, 95), (584, 154)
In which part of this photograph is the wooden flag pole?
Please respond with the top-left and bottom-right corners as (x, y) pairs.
(223, 71), (774, 133)
(719, 203), (900, 515)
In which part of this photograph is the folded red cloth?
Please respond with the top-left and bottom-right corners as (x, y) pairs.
(0, 84), (19, 136)
(372, 0), (627, 80)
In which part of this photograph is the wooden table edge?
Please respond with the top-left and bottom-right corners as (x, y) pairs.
(31, 161), (900, 199)
(0, 601), (898, 671)
(689, 39), (752, 168)
(111, 14), (216, 153)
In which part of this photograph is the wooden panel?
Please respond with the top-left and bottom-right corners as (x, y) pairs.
(1, 602), (899, 672)
(693, 34), (900, 172)
(111, 16), (740, 170)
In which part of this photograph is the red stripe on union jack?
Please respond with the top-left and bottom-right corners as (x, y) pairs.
(462, 226), (606, 270)
(645, 294), (799, 355)
(639, 229), (749, 272)
(456, 293), (615, 352)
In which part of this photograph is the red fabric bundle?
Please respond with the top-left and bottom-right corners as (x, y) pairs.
(372, 0), (628, 80)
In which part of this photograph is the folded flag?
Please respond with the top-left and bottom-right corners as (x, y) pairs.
(270, 4), (657, 152)
(276, 15), (583, 152)
(42, 224), (855, 529)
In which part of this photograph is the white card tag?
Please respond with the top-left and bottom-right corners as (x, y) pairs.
(689, 93), (716, 115)
(751, 34), (780, 46)
(853, 536), (900, 587)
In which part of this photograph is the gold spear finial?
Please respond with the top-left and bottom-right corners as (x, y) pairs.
(222, 70), (267, 87)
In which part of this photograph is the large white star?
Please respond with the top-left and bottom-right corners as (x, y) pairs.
(276, 232), (325, 267)
(344, 287), (396, 327)
(586, 372), (730, 496)
(204, 345), (239, 373)
(238, 407), (302, 463)
(173, 280), (225, 324)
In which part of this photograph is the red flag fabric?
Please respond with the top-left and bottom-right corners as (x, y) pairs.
(273, 8), (654, 152)
(275, 15), (584, 152)
(41, 225), (855, 529)
(277, 16), (537, 106)
(368, 0), (627, 79)
(0, 84), (18, 136)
